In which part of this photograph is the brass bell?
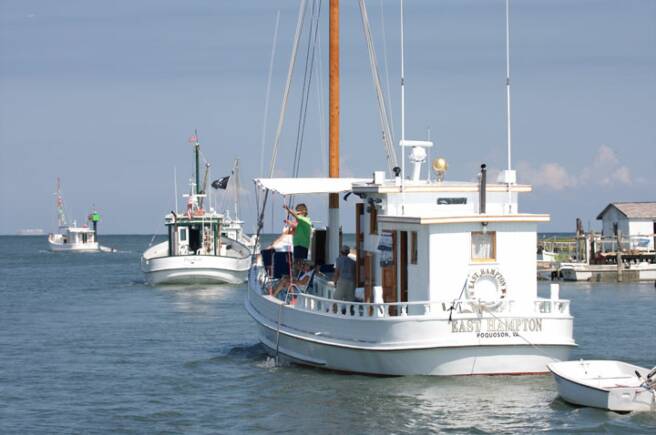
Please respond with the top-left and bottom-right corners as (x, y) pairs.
(432, 157), (448, 182)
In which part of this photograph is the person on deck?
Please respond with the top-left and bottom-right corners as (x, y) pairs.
(283, 203), (312, 267)
(334, 245), (356, 302)
(273, 261), (314, 298)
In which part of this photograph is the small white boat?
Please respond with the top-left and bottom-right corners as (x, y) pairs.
(48, 178), (109, 252)
(548, 360), (656, 412)
(48, 226), (99, 252)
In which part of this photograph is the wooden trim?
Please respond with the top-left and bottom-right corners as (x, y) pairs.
(369, 205), (378, 234)
(379, 214), (550, 225)
(400, 231), (408, 303)
(364, 251), (374, 303)
(381, 230), (397, 306)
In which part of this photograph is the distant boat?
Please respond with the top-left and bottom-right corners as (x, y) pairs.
(47, 178), (103, 252)
(559, 261), (656, 282)
(17, 228), (45, 236)
(549, 360), (656, 412)
(141, 134), (253, 285)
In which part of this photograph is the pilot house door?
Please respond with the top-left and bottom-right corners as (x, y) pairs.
(381, 230), (397, 305)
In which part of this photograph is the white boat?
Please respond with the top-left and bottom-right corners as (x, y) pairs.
(538, 249), (557, 262)
(47, 178), (103, 252)
(17, 228), (45, 236)
(245, 1), (575, 376)
(548, 360), (656, 412)
(559, 261), (656, 282)
(48, 226), (99, 252)
(141, 135), (252, 285)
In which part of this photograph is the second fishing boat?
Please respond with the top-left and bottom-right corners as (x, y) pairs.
(141, 135), (252, 285)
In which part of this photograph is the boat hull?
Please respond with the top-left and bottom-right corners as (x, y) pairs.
(548, 361), (655, 412)
(142, 255), (250, 285)
(252, 320), (570, 376)
(245, 274), (575, 376)
(48, 241), (99, 252)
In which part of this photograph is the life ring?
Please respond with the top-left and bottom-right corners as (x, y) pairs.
(465, 268), (507, 309)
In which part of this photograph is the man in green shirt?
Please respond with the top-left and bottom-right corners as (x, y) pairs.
(284, 203), (312, 266)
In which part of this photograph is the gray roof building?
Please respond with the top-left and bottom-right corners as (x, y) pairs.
(596, 202), (656, 220)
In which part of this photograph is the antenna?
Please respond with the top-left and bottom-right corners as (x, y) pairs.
(194, 129), (200, 195)
(505, 0), (512, 172)
(174, 166), (178, 213)
(55, 177), (67, 227)
(234, 159), (241, 220)
(400, 0), (406, 177)
(400, 0), (406, 215)
(498, 0), (517, 212)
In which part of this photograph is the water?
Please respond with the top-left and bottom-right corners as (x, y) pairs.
(1, 235), (655, 434)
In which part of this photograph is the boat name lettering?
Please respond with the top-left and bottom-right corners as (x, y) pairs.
(450, 318), (542, 335)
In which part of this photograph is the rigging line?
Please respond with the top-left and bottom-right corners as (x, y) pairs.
(483, 305), (555, 360)
(291, 0), (315, 184)
(234, 159), (241, 220)
(379, 0), (395, 141)
(290, 0), (322, 208)
(292, 0), (321, 180)
(358, 0), (398, 174)
(315, 29), (328, 176)
(268, 0), (308, 179)
(260, 10), (281, 178)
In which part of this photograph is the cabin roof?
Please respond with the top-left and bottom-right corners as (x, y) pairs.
(66, 227), (94, 233)
(165, 211), (223, 224)
(352, 181), (532, 194)
(254, 177), (533, 195)
(379, 213), (550, 225)
(254, 177), (369, 195)
(596, 202), (656, 220)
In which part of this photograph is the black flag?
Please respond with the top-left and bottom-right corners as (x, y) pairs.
(211, 176), (230, 189)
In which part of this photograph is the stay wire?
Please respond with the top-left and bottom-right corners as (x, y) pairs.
(290, 0), (322, 208)
(291, 0), (321, 197)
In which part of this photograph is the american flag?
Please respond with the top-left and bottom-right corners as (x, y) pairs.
(188, 134), (198, 144)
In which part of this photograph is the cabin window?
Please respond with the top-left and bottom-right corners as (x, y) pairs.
(410, 231), (418, 264)
(179, 227), (187, 242)
(471, 231), (496, 262)
(369, 206), (378, 235)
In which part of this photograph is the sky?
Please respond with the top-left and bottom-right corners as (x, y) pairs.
(1, 0), (654, 235)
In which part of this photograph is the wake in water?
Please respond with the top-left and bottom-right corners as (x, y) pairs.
(257, 356), (279, 370)
(183, 343), (269, 369)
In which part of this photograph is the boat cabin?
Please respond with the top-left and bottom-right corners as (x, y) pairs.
(55, 225), (96, 245)
(256, 166), (548, 312)
(165, 212), (223, 257)
(350, 173), (547, 311)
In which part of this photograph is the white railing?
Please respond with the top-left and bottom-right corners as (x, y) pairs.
(534, 299), (570, 315)
(291, 292), (570, 319)
(252, 266), (571, 319)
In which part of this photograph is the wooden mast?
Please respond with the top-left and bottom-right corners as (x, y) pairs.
(328, 0), (340, 263)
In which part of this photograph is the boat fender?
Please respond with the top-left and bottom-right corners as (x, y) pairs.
(465, 268), (507, 309)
